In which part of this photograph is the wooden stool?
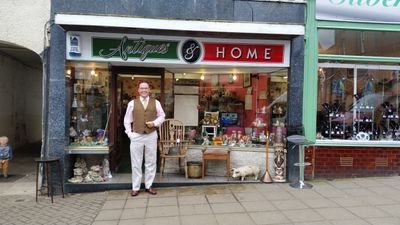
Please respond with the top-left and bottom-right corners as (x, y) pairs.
(35, 157), (65, 203)
(202, 149), (231, 178)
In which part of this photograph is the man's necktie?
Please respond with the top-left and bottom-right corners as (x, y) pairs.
(142, 98), (148, 109)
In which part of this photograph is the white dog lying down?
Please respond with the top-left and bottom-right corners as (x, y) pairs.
(231, 165), (260, 181)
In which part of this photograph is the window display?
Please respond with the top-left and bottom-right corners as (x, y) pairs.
(173, 73), (288, 147)
(66, 66), (111, 146)
(317, 66), (400, 141)
(67, 68), (289, 148)
(317, 28), (400, 142)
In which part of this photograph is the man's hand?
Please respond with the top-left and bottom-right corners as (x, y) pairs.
(146, 121), (154, 128)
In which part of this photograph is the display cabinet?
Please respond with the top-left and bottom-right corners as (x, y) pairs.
(381, 115), (399, 139)
(319, 102), (347, 139)
(271, 103), (286, 125)
(380, 102), (399, 140)
(329, 112), (346, 139)
(353, 105), (375, 139)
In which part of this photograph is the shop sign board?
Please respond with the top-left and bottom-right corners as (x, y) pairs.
(317, 0), (400, 23)
(66, 32), (290, 67)
(92, 36), (179, 61)
(203, 43), (284, 63)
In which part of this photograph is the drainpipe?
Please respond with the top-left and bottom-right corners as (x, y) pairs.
(37, 20), (52, 191)
(41, 20), (53, 157)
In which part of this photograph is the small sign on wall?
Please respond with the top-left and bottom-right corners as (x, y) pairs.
(69, 35), (81, 57)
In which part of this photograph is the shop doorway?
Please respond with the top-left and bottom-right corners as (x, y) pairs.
(111, 66), (165, 173)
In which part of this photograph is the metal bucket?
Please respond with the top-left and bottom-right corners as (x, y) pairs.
(187, 161), (202, 178)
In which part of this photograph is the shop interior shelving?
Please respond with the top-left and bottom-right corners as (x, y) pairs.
(328, 112), (346, 139)
(353, 105), (375, 139)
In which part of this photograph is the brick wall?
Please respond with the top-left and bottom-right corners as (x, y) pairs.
(305, 146), (400, 179)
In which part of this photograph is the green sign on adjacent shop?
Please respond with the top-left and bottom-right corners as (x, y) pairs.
(317, 0), (400, 23)
(92, 36), (179, 61)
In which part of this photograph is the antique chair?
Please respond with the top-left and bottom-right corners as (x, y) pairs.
(158, 119), (188, 178)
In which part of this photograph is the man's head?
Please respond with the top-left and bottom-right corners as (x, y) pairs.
(138, 81), (150, 98)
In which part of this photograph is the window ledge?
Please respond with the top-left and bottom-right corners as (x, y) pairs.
(315, 140), (400, 148)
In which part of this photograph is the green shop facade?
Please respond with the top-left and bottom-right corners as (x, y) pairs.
(303, 0), (400, 178)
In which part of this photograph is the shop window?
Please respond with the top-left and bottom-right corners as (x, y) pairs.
(172, 73), (288, 146)
(318, 29), (400, 57)
(65, 65), (111, 146)
(317, 65), (400, 141)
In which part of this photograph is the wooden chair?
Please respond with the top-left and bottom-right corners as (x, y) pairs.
(158, 119), (188, 179)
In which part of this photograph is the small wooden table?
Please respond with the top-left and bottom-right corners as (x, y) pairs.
(202, 148), (231, 178)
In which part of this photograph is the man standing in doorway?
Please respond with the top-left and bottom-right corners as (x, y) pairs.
(124, 81), (165, 196)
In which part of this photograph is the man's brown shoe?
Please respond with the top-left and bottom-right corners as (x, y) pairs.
(131, 190), (140, 197)
(145, 187), (157, 195)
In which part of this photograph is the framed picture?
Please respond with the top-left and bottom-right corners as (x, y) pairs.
(243, 74), (252, 87)
(203, 111), (219, 126)
(74, 83), (83, 93)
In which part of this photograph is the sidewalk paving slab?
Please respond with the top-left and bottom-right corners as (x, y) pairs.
(1, 176), (400, 224)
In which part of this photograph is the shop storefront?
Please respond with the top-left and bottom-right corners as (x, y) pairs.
(48, 1), (306, 192)
(303, 1), (400, 179)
